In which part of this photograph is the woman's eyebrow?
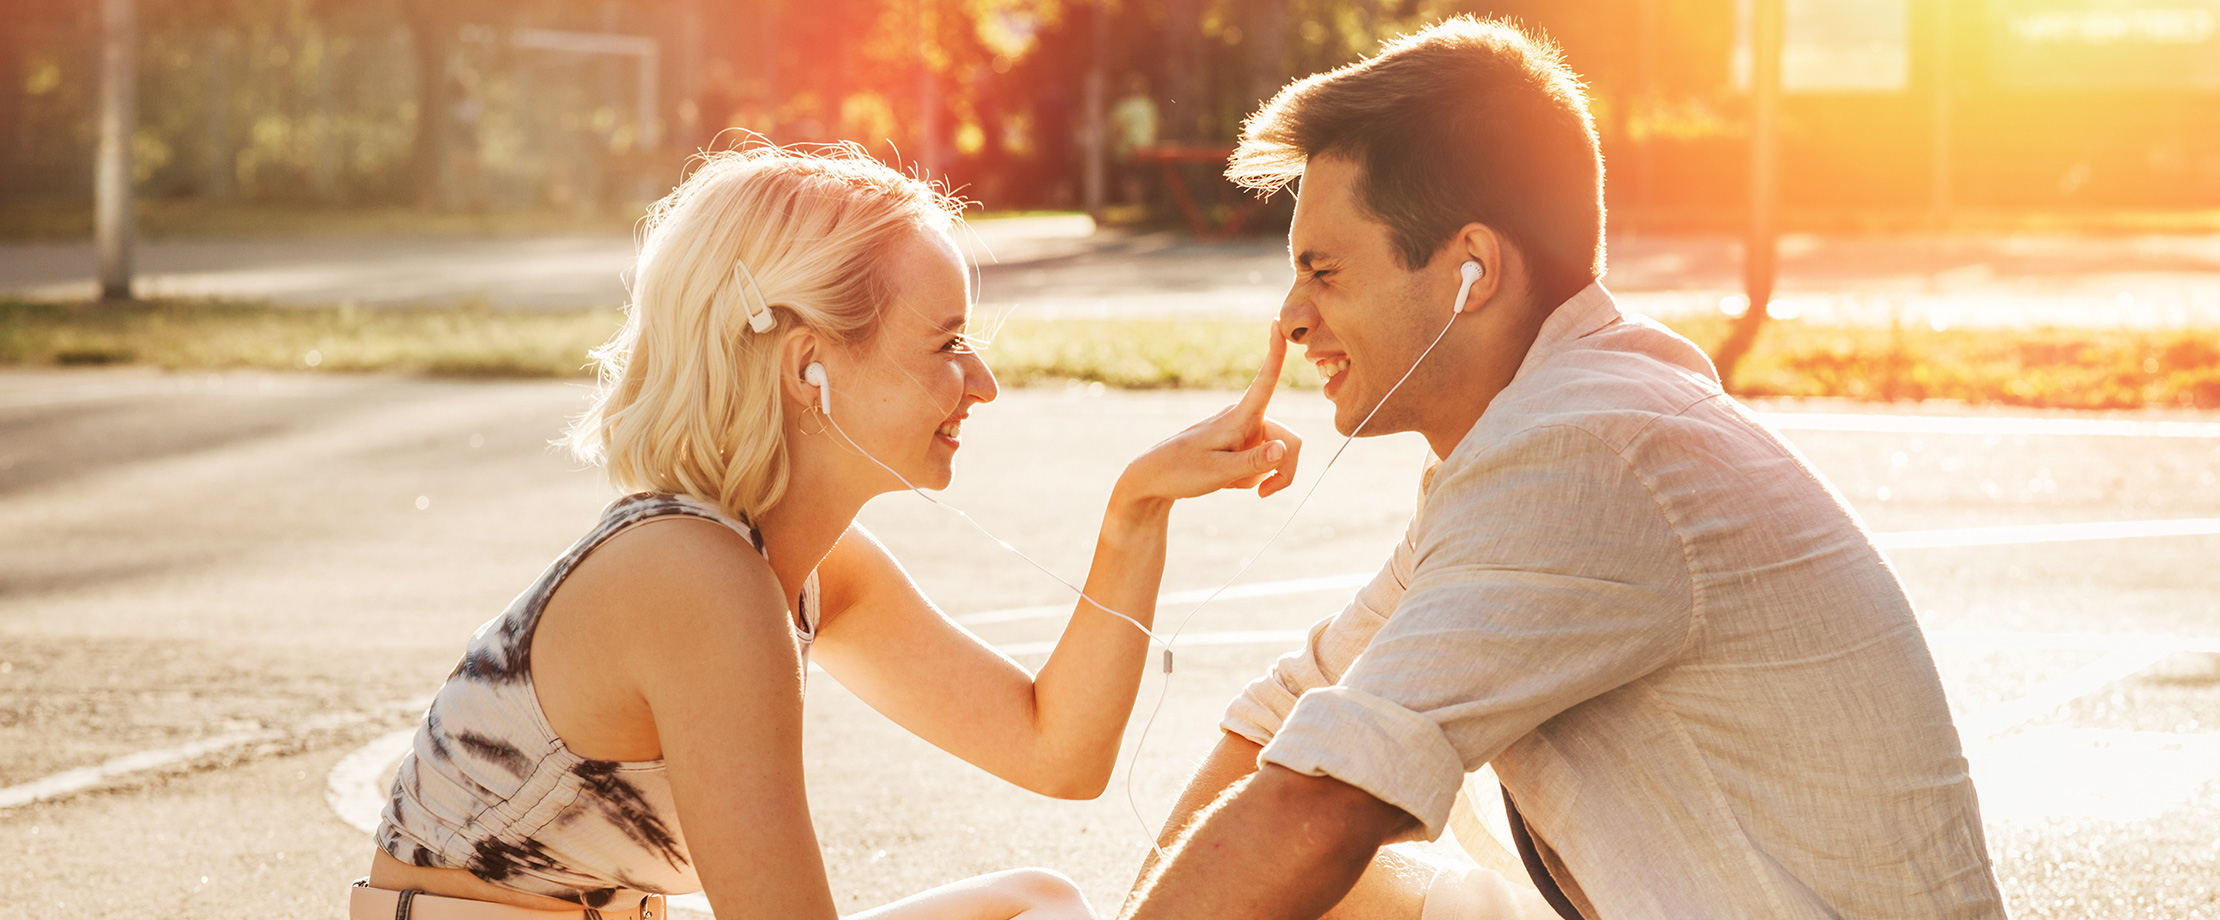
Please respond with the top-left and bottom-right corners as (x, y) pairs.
(937, 313), (968, 333)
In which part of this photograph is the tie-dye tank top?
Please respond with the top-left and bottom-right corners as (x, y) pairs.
(376, 492), (821, 907)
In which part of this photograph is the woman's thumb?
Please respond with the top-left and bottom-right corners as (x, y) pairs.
(1250, 440), (1287, 471)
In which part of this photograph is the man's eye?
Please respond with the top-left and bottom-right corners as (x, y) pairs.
(1309, 268), (1335, 281)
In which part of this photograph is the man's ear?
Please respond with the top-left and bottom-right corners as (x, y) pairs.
(776, 328), (824, 415)
(1452, 223), (1507, 314)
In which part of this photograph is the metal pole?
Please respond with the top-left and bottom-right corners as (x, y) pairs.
(1745, 0), (1783, 318)
(1082, 0), (1107, 218)
(95, 0), (137, 302)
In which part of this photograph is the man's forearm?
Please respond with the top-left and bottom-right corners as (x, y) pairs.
(1123, 765), (1416, 920)
(1155, 733), (1262, 851)
(1119, 732), (1263, 918)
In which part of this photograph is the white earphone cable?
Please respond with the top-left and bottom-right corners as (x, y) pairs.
(812, 263), (1480, 863)
(817, 411), (1172, 647)
(1123, 291), (1467, 861)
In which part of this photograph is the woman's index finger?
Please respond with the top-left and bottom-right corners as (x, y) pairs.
(1234, 325), (1288, 419)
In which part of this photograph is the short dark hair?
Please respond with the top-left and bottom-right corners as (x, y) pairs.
(1228, 17), (1605, 306)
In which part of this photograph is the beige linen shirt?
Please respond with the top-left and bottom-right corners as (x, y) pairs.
(1223, 284), (2005, 919)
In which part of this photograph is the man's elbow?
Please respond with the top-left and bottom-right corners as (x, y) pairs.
(1250, 765), (1422, 852)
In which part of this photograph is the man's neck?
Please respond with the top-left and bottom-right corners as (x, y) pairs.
(1417, 295), (1558, 458)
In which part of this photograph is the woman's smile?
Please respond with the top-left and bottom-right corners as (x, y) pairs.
(934, 413), (966, 447)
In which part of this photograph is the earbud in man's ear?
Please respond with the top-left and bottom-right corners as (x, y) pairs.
(1451, 260), (1485, 316)
(803, 362), (832, 416)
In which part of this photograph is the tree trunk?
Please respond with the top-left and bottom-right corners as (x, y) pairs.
(398, 0), (450, 207)
(1713, 0), (1784, 390)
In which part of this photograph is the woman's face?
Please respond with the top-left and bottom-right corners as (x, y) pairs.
(823, 229), (997, 492)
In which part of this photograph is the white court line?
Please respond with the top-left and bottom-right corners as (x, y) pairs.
(989, 627), (2220, 660)
(327, 728), (418, 835)
(961, 516), (2220, 627)
(1756, 411), (2220, 439)
(958, 573), (1372, 625)
(0, 725), (285, 810)
(0, 700), (425, 812)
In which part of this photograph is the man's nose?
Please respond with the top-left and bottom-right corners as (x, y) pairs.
(1278, 285), (1319, 344)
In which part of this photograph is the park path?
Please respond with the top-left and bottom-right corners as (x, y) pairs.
(8, 216), (2220, 328)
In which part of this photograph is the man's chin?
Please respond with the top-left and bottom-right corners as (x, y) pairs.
(1330, 394), (1376, 437)
(1333, 409), (1372, 438)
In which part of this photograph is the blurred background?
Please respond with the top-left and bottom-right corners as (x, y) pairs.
(4, 0), (2219, 229)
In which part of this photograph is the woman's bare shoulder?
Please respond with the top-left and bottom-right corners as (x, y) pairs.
(557, 516), (790, 649)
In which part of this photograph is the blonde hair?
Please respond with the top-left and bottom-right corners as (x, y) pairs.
(565, 144), (964, 522)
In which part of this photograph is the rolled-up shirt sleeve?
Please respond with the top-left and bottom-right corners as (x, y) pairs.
(1260, 424), (1696, 839)
(1220, 505), (1419, 747)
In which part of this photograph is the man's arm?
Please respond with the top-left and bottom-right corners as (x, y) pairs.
(1124, 765), (1419, 920)
(1153, 732), (1262, 852)
(1120, 731), (1262, 919)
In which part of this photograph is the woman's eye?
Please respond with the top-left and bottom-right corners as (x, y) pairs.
(942, 335), (978, 354)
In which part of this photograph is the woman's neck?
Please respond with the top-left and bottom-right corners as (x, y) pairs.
(752, 464), (868, 611)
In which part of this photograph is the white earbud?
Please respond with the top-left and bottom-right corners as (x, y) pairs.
(803, 362), (831, 416)
(1452, 260), (1484, 316)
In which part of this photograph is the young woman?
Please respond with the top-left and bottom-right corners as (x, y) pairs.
(352, 146), (1299, 920)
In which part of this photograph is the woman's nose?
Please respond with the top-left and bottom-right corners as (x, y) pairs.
(966, 353), (999, 405)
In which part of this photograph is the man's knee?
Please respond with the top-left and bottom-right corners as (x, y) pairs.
(1415, 860), (1557, 920)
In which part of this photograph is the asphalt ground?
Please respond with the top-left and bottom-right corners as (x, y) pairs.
(3, 367), (2219, 918)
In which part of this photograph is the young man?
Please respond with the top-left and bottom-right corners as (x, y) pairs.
(1121, 18), (2006, 920)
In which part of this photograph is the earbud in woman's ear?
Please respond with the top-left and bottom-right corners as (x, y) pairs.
(803, 362), (832, 416)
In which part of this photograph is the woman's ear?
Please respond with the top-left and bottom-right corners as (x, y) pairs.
(1454, 222), (1506, 312)
(776, 328), (823, 416)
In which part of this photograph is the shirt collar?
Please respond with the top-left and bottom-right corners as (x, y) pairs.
(1507, 280), (1620, 387)
(1420, 280), (1620, 491)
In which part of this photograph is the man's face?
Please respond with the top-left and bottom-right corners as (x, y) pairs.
(1279, 156), (1452, 437)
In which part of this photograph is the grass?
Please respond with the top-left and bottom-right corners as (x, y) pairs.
(0, 299), (623, 378)
(5, 299), (2219, 410)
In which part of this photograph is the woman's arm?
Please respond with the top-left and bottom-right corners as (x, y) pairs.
(811, 332), (1298, 798)
(620, 523), (840, 920)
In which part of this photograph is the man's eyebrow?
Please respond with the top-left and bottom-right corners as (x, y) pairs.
(1293, 249), (1330, 270)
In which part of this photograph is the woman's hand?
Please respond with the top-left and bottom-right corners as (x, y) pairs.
(1117, 327), (1303, 508)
